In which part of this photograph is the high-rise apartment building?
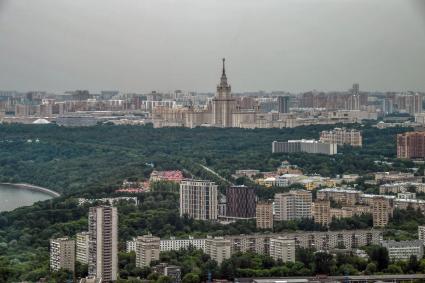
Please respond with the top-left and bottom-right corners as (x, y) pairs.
(320, 128), (362, 147)
(269, 237), (296, 263)
(226, 185), (256, 218)
(179, 179), (218, 220)
(135, 234), (160, 268)
(205, 237), (231, 265)
(419, 226), (425, 244)
(313, 199), (331, 227)
(212, 58), (236, 127)
(372, 197), (392, 228)
(278, 96), (290, 113)
(50, 237), (75, 272)
(274, 190), (312, 221)
(397, 131), (425, 159)
(256, 201), (273, 229)
(76, 231), (90, 264)
(88, 206), (118, 282)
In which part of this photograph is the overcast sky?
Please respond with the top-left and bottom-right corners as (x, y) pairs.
(0, 0), (424, 93)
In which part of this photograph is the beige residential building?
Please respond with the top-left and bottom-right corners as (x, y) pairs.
(205, 237), (231, 265)
(320, 128), (362, 147)
(225, 229), (382, 254)
(50, 237), (75, 272)
(317, 188), (361, 206)
(136, 234), (160, 268)
(371, 196), (392, 228)
(269, 237), (296, 263)
(76, 231), (90, 264)
(179, 179), (218, 220)
(88, 206), (118, 282)
(313, 199), (331, 227)
(274, 190), (312, 221)
(256, 201), (274, 229)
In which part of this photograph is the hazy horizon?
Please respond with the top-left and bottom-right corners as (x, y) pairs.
(0, 0), (424, 93)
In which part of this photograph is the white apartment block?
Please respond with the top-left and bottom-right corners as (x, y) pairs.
(205, 237), (231, 265)
(269, 237), (296, 263)
(50, 237), (75, 272)
(382, 240), (424, 261)
(179, 180), (218, 220)
(126, 238), (137, 253)
(136, 234), (160, 268)
(88, 206), (118, 282)
(160, 236), (206, 252)
(274, 190), (312, 221)
(76, 231), (90, 264)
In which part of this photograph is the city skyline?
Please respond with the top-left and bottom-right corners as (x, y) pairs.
(1, 0), (425, 93)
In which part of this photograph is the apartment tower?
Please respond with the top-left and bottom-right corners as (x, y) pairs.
(226, 185), (256, 218)
(50, 237), (75, 272)
(179, 179), (218, 220)
(88, 206), (118, 282)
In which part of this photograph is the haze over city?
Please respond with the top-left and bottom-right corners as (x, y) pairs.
(1, 0), (425, 93)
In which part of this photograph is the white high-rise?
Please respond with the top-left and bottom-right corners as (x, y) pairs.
(269, 237), (296, 263)
(76, 231), (90, 264)
(88, 206), (118, 282)
(179, 180), (218, 220)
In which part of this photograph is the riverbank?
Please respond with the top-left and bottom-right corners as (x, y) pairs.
(0, 183), (60, 198)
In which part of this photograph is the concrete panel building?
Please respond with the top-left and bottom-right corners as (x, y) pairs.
(205, 237), (231, 265)
(50, 237), (75, 272)
(382, 240), (424, 261)
(274, 190), (312, 221)
(136, 234), (160, 268)
(88, 206), (118, 282)
(76, 231), (90, 264)
(256, 201), (274, 229)
(272, 140), (337, 155)
(269, 237), (296, 263)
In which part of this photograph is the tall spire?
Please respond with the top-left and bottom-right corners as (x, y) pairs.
(220, 58), (228, 86)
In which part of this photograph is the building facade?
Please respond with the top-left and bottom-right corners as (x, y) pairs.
(313, 199), (331, 227)
(382, 240), (424, 261)
(371, 196), (392, 228)
(88, 206), (118, 282)
(320, 128), (362, 147)
(226, 185), (256, 218)
(269, 237), (296, 263)
(76, 231), (90, 264)
(272, 140), (337, 155)
(274, 190), (312, 221)
(50, 237), (75, 272)
(136, 234), (161, 268)
(212, 58), (236, 127)
(397, 131), (425, 159)
(205, 237), (232, 265)
(179, 179), (218, 220)
(256, 201), (274, 229)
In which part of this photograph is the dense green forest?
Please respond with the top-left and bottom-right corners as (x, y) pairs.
(0, 123), (417, 282)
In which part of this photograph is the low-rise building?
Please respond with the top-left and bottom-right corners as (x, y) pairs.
(382, 240), (424, 261)
(317, 187), (361, 206)
(272, 140), (337, 155)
